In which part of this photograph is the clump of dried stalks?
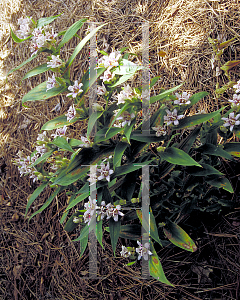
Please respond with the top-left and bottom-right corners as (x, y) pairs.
(0, 0), (240, 299)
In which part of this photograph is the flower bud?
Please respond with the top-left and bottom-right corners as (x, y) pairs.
(131, 198), (140, 203)
(157, 146), (166, 153)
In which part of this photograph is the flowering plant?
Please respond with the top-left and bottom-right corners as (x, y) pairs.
(9, 15), (240, 286)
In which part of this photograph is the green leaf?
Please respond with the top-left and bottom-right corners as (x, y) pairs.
(150, 83), (183, 104)
(186, 163), (223, 176)
(66, 23), (107, 68)
(25, 182), (48, 216)
(50, 136), (74, 152)
(10, 27), (32, 43)
(136, 209), (162, 246)
(36, 14), (62, 28)
(52, 165), (89, 186)
(94, 127), (122, 143)
(187, 91), (209, 107)
(110, 72), (136, 88)
(113, 142), (128, 169)
(149, 242), (174, 286)
(73, 220), (95, 242)
(28, 186), (64, 221)
(131, 132), (166, 143)
(113, 224), (141, 240)
(96, 220), (104, 249)
(163, 220), (197, 252)
(64, 210), (81, 232)
(114, 160), (154, 177)
(22, 63), (49, 81)
(220, 60), (240, 73)
(176, 107), (225, 129)
(66, 192), (89, 210)
(196, 143), (234, 160)
(80, 233), (89, 257)
(6, 54), (38, 78)
(22, 81), (66, 104)
(223, 142), (240, 157)
(126, 261), (137, 266)
(87, 111), (104, 138)
(109, 218), (121, 256)
(31, 150), (55, 167)
(57, 18), (88, 49)
(41, 115), (80, 131)
(112, 59), (145, 76)
(207, 176), (234, 193)
(160, 147), (201, 167)
(124, 122), (135, 144)
(76, 67), (106, 101)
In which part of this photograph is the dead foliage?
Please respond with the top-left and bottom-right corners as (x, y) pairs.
(0, 0), (240, 299)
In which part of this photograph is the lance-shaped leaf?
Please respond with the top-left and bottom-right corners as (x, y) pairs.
(220, 60), (240, 73)
(186, 163), (223, 176)
(96, 220), (104, 249)
(64, 210), (82, 232)
(114, 160), (154, 177)
(57, 18), (88, 50)
(196, 143), (234, 160)
(76, 67), (106, 101)
(31, 150), (55, 167)
(22, 63), (50, 81)
(41, 114), (85, 131)
(223, 142), (240, 157)
(149, 242), (174, 286)
(94, 127), (122, 143)
(109, 218), (121, 256)
(66, 192), (89, 211)
(6, 54), (38, 78)
(163, 220), (197, 252)
(176, 107), (225, 129)
(207, 176), (234, 193)
(113, 141), (128, 169)
(66, 23), (107, 68)
(25, 182), (49, 216)
(50, 136), (74, 152)
(113, 59), (145, 75)
(80, 233), (89, 257)
(187, 91), (209, 107)
(150, 83), (183, 104)
(28, 186), (65, 221)
(131, 132), (166, 143)
(36, 14), (62, 28)
(110, 224), (142, 240)
(10, 27), (32, 43)
(160, 147), (201, 167)
(22, 81), (66, 104)
(136, 209), (162, 246)
(87, 111), (104, 138)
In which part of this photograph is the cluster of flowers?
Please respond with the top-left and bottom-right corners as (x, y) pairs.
(14, 151), (39, 183)
(73, 196), (124, 226)
(221, 80), (240, 131)
(87, 161), (114, 184)
(120, 241), (153, 261)
(16, 17), (58, 55)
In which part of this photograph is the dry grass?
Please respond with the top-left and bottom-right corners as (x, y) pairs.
(1, 0), (240, 299)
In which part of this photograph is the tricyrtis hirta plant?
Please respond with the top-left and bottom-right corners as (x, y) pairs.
(10, 15), (240, 286)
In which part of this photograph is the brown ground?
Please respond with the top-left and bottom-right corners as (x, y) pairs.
(1, 0), (240, 299)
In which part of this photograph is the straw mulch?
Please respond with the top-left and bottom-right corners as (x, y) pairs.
(1, 0), (240, 299)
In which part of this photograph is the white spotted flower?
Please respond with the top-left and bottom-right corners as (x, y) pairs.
(47, 55), (63, 69)
(233, 80), (240, 93)
(120, 246), (131, 258)
(222, 112), (240, 131)
(174, 92), (191, 105)
(97, 162), (114, 182)
(152, 125), (167, 137)
(229, 94), (240, 108)
(136, 241), (153, 260)
(51, 126), (67, 138)
(46, 74), (58, 91)
(66, 80), (83, 98)
(106, 203), (124, 222)
(164, 109), (184, 126)
(65, 105), (76, 122)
